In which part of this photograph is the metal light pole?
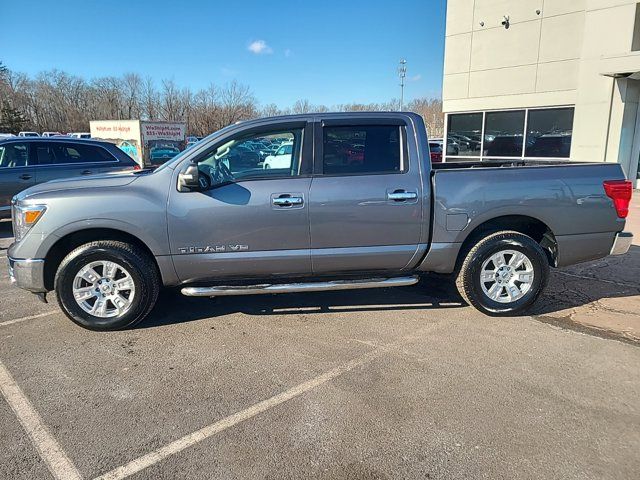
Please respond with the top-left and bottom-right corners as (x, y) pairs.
(398, 59), (407, 111)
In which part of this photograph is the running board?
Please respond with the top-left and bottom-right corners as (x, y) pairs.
(181, 276), (419, 297)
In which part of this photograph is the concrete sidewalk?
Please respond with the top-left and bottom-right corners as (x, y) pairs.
(533, 193), (640, 343)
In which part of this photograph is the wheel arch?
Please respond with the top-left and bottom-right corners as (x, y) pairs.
(455, 215), (557, 271)
(43, 228), (163, 291)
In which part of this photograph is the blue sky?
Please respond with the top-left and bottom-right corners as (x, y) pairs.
(0, 0), (446, 108)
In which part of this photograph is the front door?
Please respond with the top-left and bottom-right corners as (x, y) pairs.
(309, 121), (424, 274)
(0, 142), (35, 216)
(168, 123), (313, 283)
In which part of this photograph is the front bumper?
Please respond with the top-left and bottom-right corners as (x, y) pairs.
(610, 231), (633, 256)
(7, 257), (47, 292)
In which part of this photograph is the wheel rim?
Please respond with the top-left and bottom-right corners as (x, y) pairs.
(479, 249), (534, 304)
(72, 260), (136, 318)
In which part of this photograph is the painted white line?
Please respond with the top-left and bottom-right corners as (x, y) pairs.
(0, 311), (57, 328)
(0, 359), (82, 480)
(94, 350), (381, 480)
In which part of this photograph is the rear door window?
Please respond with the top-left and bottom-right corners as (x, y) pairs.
(35, 143), (116, 165)
(322, 125), (405, 175)
(0, 143), (30, 168)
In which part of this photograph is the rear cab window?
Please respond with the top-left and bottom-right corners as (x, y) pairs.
(321, 125), (406, 175)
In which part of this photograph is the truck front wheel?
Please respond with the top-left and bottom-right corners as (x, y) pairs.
(55, 241), (160, 330)
(455, 231), (549, 315)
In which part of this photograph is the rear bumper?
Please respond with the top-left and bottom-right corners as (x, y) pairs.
(610, 231), (633, 255)
(7, 257), (46, 292)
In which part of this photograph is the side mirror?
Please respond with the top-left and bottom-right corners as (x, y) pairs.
(177, 162), (201, 192)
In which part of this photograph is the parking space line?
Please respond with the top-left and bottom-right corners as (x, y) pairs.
(0, 311), (57, 328)
(0, 359), (82, 480)
(93, 348), (384, 480)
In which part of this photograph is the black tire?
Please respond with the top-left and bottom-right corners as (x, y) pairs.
(455, 231), (549, 316)
(55, 241), (160, 331)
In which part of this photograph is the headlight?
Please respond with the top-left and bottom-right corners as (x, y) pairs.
(12, 203), (47, 242)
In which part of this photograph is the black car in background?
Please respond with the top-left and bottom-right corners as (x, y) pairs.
(0, 137), (139, 219)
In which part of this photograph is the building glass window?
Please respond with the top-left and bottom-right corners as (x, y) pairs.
(483, 110), (525, 157)
(445, 107), (575, 161)
(525, 108), (574, 158)
(446, 112), (482, 157)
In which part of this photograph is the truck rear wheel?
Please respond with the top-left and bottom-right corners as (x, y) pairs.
(55, 241), (160, 331)
(455, 231), (549, 315)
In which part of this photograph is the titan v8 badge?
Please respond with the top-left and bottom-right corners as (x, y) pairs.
(178, 244), (249, 254)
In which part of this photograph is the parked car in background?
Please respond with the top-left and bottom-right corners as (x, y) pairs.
(431, 137), (459, 155)
(117, 140), (138, 159)
(0, 133), (16, 139)
(41, 132), (62, 137)
(18, 131), (39, 137)
(0, 137), (140, 219)
(429, 142), (443, 163)
(263, 141), (293, 169)
(69, 132), (91, 139)
(149, 145), (181, 166)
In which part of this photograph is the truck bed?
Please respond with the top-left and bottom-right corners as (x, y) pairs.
(431, 159), (583, 170)
(428, 160), (627, 269)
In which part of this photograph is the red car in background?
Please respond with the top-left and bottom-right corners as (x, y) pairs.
(429, 142), (443, 163)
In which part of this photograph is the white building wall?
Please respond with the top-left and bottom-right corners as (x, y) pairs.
(443, 0), (640, 179)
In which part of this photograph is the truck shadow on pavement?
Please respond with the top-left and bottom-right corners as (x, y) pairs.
(529, 245), (640, 316)
(141, 276), (466, 329)
(142, 246), (640, 329)
(0, 220), (13, 250)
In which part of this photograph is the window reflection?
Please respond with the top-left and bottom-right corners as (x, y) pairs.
(525, 108), (574, 158)
(447, 113), (482, 157)
(484, 110), (525, 157)
(445, 107), (575, 161)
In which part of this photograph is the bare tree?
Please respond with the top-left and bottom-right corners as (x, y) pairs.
(218, 80), (258, 128)
(0, 61), (443, 136)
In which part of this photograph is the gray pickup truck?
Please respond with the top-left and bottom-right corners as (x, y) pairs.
(7, 112), (633, 330)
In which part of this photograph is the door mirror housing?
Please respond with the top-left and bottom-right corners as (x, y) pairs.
(177, 162), (201, 192)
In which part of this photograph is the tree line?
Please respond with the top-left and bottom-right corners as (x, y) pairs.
(0, 62), (444, 137)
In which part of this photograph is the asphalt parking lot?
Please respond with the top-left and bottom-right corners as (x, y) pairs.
(1, 218), (639, 480)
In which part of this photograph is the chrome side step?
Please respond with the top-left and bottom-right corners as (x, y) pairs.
(181, 276), (419, 297)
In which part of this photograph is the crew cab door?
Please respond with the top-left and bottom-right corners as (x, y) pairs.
(309, 119), (425, 273)
(167, 122), (313, 283)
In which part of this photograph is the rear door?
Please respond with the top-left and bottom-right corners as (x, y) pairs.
(33, 141), (124, 182)
(309, 119), (424, 273)
(0, 141), (35, 215)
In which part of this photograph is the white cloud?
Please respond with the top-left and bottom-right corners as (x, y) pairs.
(408, 74), (422, 82)
(248, 40), (273, 55)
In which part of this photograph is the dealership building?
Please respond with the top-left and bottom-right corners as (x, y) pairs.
(443, 0), (640, 184)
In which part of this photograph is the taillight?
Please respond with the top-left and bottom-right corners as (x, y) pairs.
(603, 180), (632, 218)
(133, 164), (141, 171)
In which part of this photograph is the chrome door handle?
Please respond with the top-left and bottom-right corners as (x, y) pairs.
(19, 174), (32, 180)
(81, 170), (92, 175)
(387, 191), (418, 201)
(272, 196), (304, 207)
